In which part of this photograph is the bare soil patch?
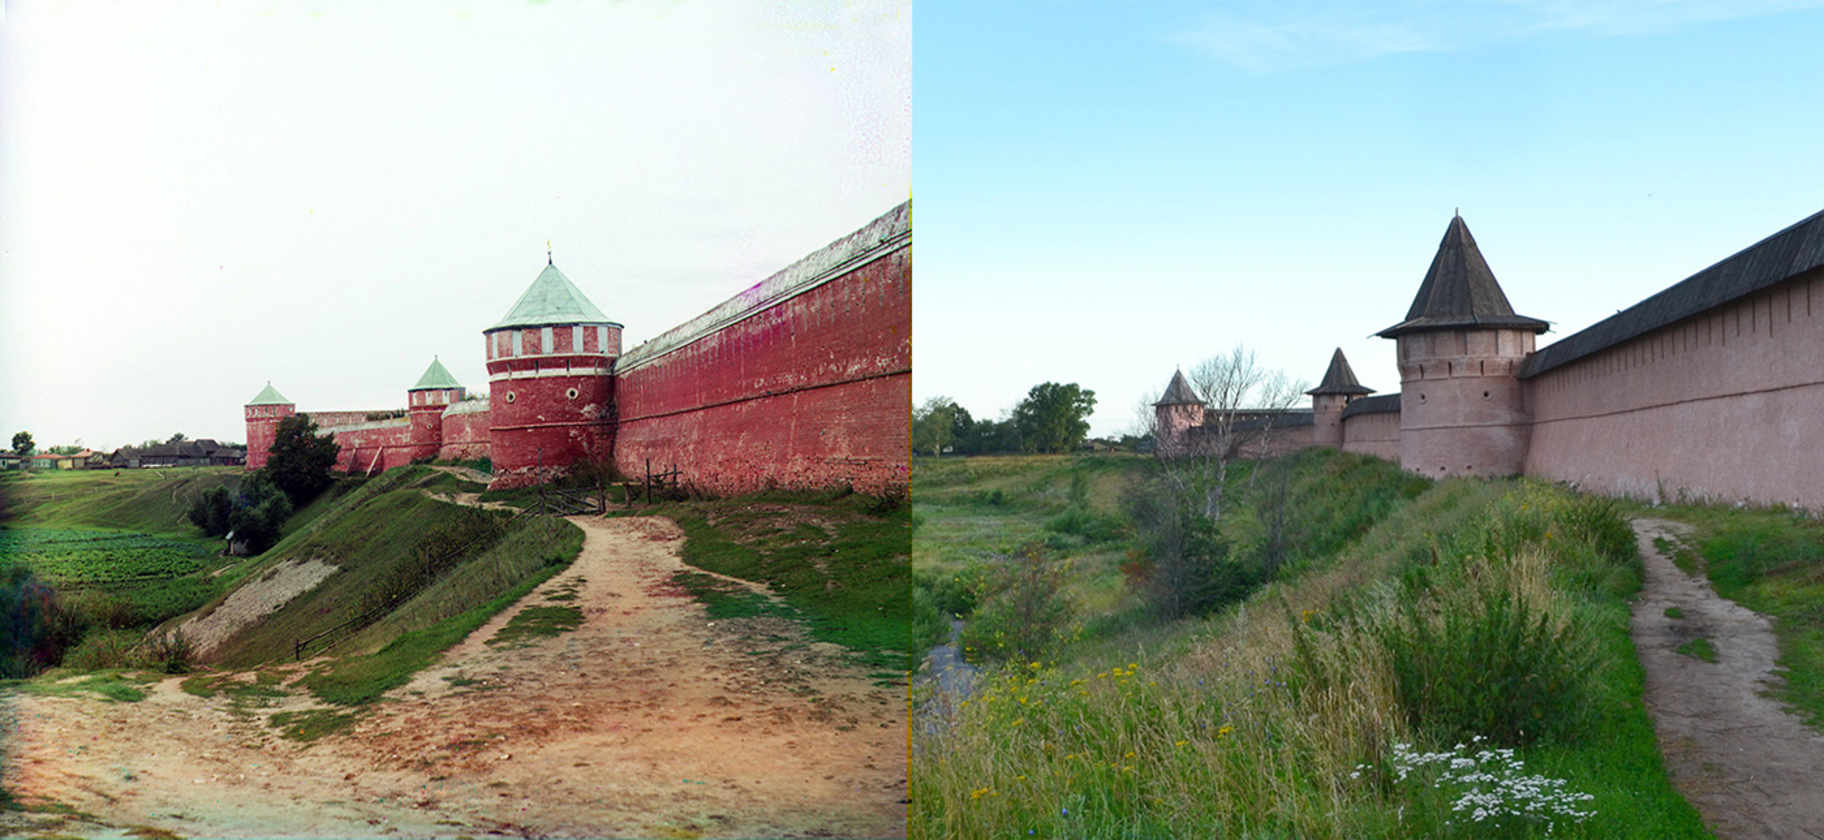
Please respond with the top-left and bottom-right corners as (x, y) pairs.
(3, 515), (904, 838)
(178, 557), (338, 658)
(1631, 517), (1824, 840)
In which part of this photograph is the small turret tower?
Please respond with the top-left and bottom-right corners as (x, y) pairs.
(483, 253), (623, 488)
(1378, 214), (1549, 477)
(407, 357), (465, 461)
(1306, 348), (1372, 448)
(243, 381), (296, 470)
(1153, 369), (1205, 458)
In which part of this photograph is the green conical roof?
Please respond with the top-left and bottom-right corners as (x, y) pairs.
(489, 261), (619, 330)
(246, 382), (292, 406)
(410, 357), (462, 390)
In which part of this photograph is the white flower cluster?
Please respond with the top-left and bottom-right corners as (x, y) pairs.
(1368, 735), (1596, 830)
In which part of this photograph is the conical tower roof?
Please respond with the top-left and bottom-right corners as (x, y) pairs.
(1154, 369), (1202, 406)
(1306, 348), (1373, 396)
(1377, 215), (1549, 338)
(490, 261), (621, 330)
(246, 381), (292, 406)
(410, 356), (462, 390)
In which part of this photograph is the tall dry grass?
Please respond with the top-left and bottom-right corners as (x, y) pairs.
(911, 480), (1703, 838)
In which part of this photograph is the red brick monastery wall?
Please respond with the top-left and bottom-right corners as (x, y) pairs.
(612, 205), (911, 495)
(437, 403), (492, 462)
(246, 203), (910, 497)
(325, 420), (417, 475)
(1339, 411), (1400, 461)
(1523, 270), (1824, 509)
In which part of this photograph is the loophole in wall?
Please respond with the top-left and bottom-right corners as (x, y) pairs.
(566, 387), (579, 400)
(506, 392), (516, 403)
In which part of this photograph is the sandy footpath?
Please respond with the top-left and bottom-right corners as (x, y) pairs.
(2, 515), (905, 839)
(1631, 517), (1824, 840)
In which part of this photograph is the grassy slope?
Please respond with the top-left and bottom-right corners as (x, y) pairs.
(625, 490), (912, 673)
(915, 455), (1147, 627)
(1643, 502), (1824, 731)
(912, 452), (1706, 839)
(201, 466), (566, 668)
(0, 467), (241, 534)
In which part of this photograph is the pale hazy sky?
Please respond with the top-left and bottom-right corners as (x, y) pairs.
(1, 1), (910, 451)
(915, 0), (1824, 438)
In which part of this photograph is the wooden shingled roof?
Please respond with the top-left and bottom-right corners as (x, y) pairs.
(1520, 206), (1824, 379)
(1305, 348), (1373, 396)
(1340, 393), (1401, 419)
(1378, 215), (1549, 338)
(1154, 369), (1202, 406)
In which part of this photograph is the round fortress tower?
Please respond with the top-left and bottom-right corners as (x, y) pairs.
(407, 357), (466, 461)
(1306, 348), (1373, 448)
(1152, 369), (1206, 458)
(483, 253), (623, 488)
(243, 381), (296, 470)
(1378, 214), (1549, 477)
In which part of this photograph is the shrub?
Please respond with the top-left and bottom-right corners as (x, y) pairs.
(187, 486), (234, 536)
(1377, 581), (1593, 747)
(228, 473), (293, 553)
(959, 543), (1076, 662)
(146, 629), (195, 674)
(0, 565), (83, 678)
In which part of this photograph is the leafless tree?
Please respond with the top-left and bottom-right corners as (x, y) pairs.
(1146, 345), (1307, 520)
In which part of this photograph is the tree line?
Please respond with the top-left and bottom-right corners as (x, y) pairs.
(914, 382), (1129, 456)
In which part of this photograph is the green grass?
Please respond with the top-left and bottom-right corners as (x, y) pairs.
(5, 670), (155, 703)
(487, 605), (584, 647)
(268, 708), (360, 742)
(626, 490), (910, 672)
(1676, 637), (1719, 663)
(912, 470), (1705, 838)
(0, 467), (241, 534)
(1665, 606), (1686, 619)
(1642, 502), (1824, 731)
(667, 571), (796, 621)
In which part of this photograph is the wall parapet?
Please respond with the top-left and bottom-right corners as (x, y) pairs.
(320, 417), (413, 435)
(616, 201), (911, 374)
(442, 399), (490, 416)
(1341, 393), (1401, 419)
(1521, 208), (1824, 378)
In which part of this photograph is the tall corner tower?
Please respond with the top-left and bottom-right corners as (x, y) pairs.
(1153, 369), (1206, 458)
(243, 381), (296, 470)
(1306, 348), (1372, 448)
(1377, 214), (1549, 477)
(482, 253), (623, 488)
(407, 356), (465, 461)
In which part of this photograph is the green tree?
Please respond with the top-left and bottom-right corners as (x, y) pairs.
(228, 472), (293, 553)
(1012, 382), (1097, 454)
(913, 396), (962, 456)
(187, 486), (235, 537)
(167, 433), (188, 445)
(264, 413), (339, 505)
(11, 431), (33, 458)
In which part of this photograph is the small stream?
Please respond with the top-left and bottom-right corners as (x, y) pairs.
(914, 618), (979, 738)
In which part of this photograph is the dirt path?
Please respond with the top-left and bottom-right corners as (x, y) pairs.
(1631, 517), (1824, 840)
(2, 515), (905, 839)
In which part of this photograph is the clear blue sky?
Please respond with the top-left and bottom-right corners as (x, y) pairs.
(913, 0), (1824, 438)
